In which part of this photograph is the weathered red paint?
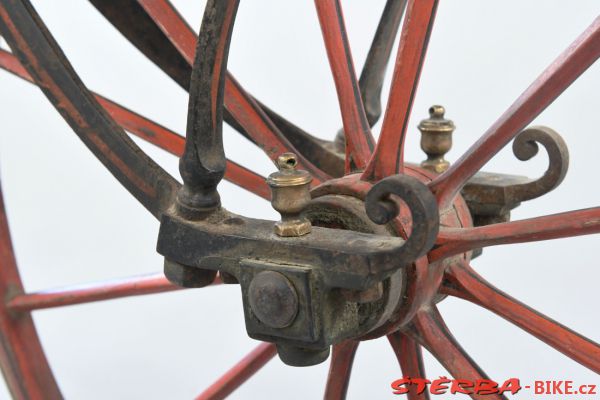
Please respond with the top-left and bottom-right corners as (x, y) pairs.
(195, 343), (277, 400)
(431, 206), (600, 262)
(101, 93), (274, 199)
(406, 307), (507, 400)
(0, 49), (271, 201)
(224, 76), (328, 182)
(7, 272), (221, 312)
(138, 0), (328, 183)
(0, 46), (26, 75)
(0, 0), (598, 397)
(0, 0), (180, 219)
(362, 0), (438, 181)
(0, 180), (62, 399)
(324, 340), (359, 400)
(388, 331), (430, 400)
(314, 0), (375, 172)
(442, 262), (600, 373)
(137, 0), (198, 65)
(430, 16), (600, 209)
(87, 130), (158, 197)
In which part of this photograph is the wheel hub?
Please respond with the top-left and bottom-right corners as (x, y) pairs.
(307, 169), (473, 337)
(157, 159), (445, 366)
(157, 149), (480, 367)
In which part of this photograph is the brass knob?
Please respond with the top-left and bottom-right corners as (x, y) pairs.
(419, 105), (455, 173)
(267, 153), (312, 237)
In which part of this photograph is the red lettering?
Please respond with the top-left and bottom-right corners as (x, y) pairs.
(474, 379), (499, 395)
(411, 378), (431, 394)
(391, 377), (410, 395)
(450, 379), (473, 394)
(498, 378), (521, 395)
(552, 380), (564, 394)
(534, 381), (545, 394)
(580, 384), (597, 395)
(564, 381), (573, 395)
(430, 377), (450, 395)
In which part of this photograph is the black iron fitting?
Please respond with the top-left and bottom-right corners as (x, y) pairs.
(156, 172), (439, 366)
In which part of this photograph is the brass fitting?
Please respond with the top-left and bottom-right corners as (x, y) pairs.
(419, 105), (455, 173)
(267, 153), (313, 237)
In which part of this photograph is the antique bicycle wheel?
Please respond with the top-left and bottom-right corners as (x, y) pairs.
(0, 0), (598, 398)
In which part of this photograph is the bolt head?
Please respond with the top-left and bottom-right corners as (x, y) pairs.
(248, 271), (299, 329)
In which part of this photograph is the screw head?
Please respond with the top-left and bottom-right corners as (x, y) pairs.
(248, 271), (299, 329)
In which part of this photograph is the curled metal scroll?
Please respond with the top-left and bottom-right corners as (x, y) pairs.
(365, 175), (439, 262)
(511, 126), (569, 202)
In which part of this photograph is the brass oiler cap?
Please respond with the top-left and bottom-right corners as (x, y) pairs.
(267, 153), (313, 237)
(267, 153), (312, 188)
(419, 105), (455, 173)
(418, 105), (455, 134)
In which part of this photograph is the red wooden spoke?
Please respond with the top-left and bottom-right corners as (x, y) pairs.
(0, 47), (24, 75)
(0, 0), (180, 220)
(137, 0), (197, 65)
(102, 94), (275, 197)
(222, 161), (270, 200)
(388, 331), (430, 400)
(0, 49), (271, 200)
(6, 272), (222, 312)
(224, 76), (327, 183)
(407, 308), (507, 400)
(137, 0), (328, 183)
(315, 0), (375, 172)
(443, 263), (600, 373)
(430, 16), (600, 209)
(362, 0), (439, 181)
(324, 340), (359, 400)
(431, 206), (600, 262)
(0, 179), (62, 399)
(195, 342), (277, 400)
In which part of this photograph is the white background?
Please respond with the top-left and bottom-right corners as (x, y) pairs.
(0, 1), (599, 398)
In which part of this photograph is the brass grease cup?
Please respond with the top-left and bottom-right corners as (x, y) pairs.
(267, 153), (313, 237)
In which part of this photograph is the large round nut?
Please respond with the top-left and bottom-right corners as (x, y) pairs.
(248, 271), (299, 329)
